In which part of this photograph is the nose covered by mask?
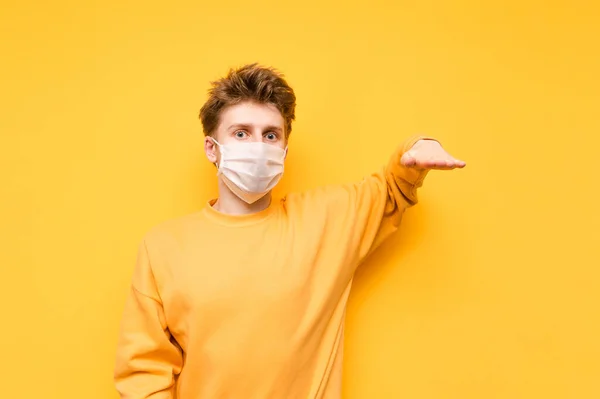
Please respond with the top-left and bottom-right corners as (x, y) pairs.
(212, 139), (287, 204)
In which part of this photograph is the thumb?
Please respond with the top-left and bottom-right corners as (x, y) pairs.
(401, 150), (417, 166)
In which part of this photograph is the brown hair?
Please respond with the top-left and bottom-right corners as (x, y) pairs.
(199, 63), (296, 138)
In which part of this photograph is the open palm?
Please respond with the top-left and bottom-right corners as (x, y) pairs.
(401, 139), (466, 170)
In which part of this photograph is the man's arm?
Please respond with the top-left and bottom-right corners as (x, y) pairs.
(346, 135), (465, 263)
(114, 240), (183, 399)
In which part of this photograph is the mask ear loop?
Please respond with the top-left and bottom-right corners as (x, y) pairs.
(211, 138), (222, 169)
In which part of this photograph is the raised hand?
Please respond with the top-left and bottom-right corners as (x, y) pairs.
(400, 139), (466, 170)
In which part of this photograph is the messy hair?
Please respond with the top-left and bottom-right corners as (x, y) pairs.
(199, 63), (297, 137)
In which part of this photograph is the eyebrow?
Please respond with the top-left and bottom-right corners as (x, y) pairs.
(227, 123), (283, 133)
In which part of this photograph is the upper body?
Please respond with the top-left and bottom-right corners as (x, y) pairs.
(114, 64), (465, 399)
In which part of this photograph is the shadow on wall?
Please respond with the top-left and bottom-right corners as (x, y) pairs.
(351, 201), (433, 303)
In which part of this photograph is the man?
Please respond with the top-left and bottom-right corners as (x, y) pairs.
(114, 63), (465, 399)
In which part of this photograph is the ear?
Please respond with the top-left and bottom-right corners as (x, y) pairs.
(283, 137), (289, 160)
(204, 136), (219, 165)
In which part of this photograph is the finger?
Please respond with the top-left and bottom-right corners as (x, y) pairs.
(436, 159), (466, 170)
(428, 159), (449, 169)
(418, 159), (457, 170)
(436, 159), (452, 168)
(414, 159), (433, 169)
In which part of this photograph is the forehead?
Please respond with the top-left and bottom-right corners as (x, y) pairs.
(217, 101), (284, 131)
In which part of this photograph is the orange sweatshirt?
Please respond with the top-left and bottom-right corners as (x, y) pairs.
(114, 136), (430, 399)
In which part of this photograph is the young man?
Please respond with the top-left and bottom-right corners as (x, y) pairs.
(114, 63), (465, 399)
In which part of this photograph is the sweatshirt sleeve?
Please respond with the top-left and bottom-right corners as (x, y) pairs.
(114, 239), (183, 399)
(350, 135), (432, 263)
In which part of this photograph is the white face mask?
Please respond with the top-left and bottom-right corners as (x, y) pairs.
(212, 139), (287, 204)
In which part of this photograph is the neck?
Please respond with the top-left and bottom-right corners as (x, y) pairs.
(212, 179), (272, 215)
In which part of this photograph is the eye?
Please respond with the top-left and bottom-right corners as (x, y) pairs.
(234, 130), (248, 139)
(265, 132), (278, 141)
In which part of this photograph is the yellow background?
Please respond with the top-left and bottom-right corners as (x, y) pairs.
(1, 0), (599, 398)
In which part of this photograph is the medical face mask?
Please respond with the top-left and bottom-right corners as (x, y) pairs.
(212, 139), (287, 204)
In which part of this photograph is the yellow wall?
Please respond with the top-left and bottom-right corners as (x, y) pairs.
(1, 0), (598, 398)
